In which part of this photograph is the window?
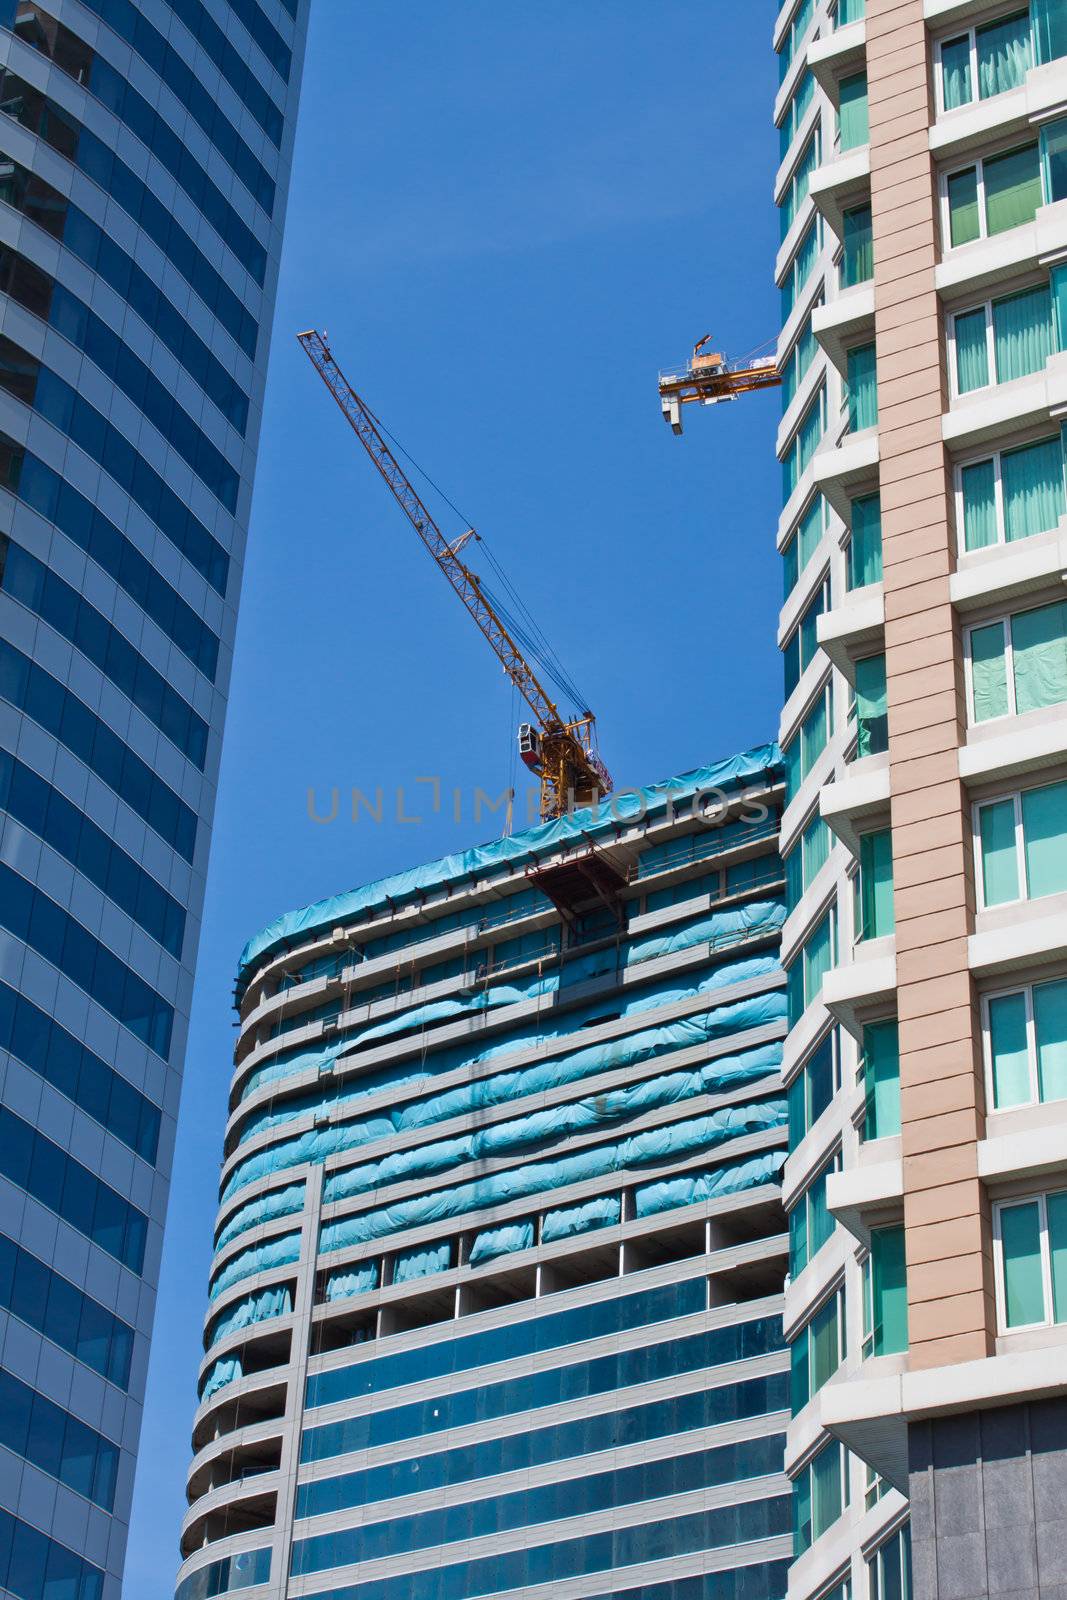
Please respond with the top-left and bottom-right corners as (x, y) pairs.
(784, 679), (833, 803)
(856, 829), (894, 941)
(788, 1152), (838, 1275)
(862, 1019), (901, 1140)
(0, 1366), (118, 1509)
(855, 652), (888, 756)
(783, 384), (827, 501)
(996, 1189), (1067, 1328)
(944, 142), (1041, 248)
(957, 436), (1066, 552)
(846, 342), (877, 431)
(839, 72), (869, 151)
(782, 495), (826, 598)
(0, 1509), (104, 1600)
(782, 308), (820, 413)
(792, 1439), (848, 1556)
(952, 283), (1053, 395)
(781, 129), (821, 241)
(869, 1525), (912, 1600)
(836, 0), (865, 21)
(975, 778), (1067, 908)
(967, 600), (1067, 722)
(781, 217), (821, 323)
(841, 202), (873, 287)
(0, 1232), (133, 1388)
(849, 492), (882, 588)
(1034, 0), (1067, 65)
(784, 580), (828, 698)
(779, 0), (816, 83)
(0, 1107), (148, 1273)
(174, 1549), (272, 1600)
(939, 13), (1032, 112)
(863, 1225), (908, 1355)
(787, 1029), (839, 1149)
(780, 69), (816, 161)
(787, 906), (836, 1029)
(985, 975), (1067, 1110)
(790, 1289), (845, 1414)
(786, 813), (832, 914)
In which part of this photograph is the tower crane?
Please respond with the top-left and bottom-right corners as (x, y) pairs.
(297, 330), (612, 822)
(659, 334), (780, 435)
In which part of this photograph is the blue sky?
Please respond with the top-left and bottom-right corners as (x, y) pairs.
(124, 4), (783, 1589)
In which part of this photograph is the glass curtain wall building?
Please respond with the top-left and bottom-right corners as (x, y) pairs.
(177, 748), (794, 1600)
(0, 1), (307, 1596)
(775, 0), (1067, 1597)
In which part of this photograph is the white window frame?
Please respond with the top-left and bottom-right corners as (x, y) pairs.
(781, 215), (823, 323)
(784, 491), (829, 595)
(963, 612), (1015, 723)
(796, 1284), (847, 1410)
(782, 125), (823, 241)
(784, 574), (831, 691)
(952, 436), (1067, 556)
(783, 380), (828, 500)
(982, 978), (1041, 1109)
(782, 295), (825, 415)
(934, 8), (1033, 118)
(868, 1524), (912, 1600)
(948, 282), (1053, 400)
(972, 787), (1026, 909)
(939, 138), (1041, 252)
(992, 1188), (1067, 1333)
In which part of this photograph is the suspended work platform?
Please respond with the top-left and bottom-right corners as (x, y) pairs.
(659, 336), (780, 435)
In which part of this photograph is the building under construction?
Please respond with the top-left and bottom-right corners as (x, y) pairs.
(174, 745), (795, 1600)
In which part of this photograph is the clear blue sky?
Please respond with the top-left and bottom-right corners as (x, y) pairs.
(125, 4), (783, 1590)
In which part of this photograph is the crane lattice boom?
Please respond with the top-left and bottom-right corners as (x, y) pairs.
(297, 330), (611, 820)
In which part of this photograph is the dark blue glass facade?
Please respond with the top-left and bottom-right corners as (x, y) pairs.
(0, 0), (308, 1592)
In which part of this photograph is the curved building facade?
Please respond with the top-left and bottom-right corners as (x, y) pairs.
(0, 2), (307, 1596)
(180, 748), (794, 1600)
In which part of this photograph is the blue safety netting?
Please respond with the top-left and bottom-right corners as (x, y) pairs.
(317, 1097), (785, 1256)
(206, 1285), (293, 1352)
(325, 1262), (379, 1302)
(636, 1149), (786, 1218)
(223, 954), (785, 1203)
(201, 1356), (243, 1400)
(393, 1240), (453, 1284)
(210, 1232), (302, 1302)
(223, 1001), (784, 1206)
(542, 1194), (621, 1242)
(237, 743), (781, 990)
(469, 1220), (535, 1264)
(214, 1183), (306, 1254)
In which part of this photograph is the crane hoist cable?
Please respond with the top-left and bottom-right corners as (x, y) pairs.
(297, 329), (612, 821)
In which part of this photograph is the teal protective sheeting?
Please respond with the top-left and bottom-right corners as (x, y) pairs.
(210, 1232), (302, 1301)
(201, 1356), (242, 1400)
(224, 993), (785, 1203)
(542, 1195), (621, 1242)
(469, 1220), (535, 1264)
(325, 1263), (379, 1302)
(635, 1150), (786, 1218)
(215, 1183), (306, 1252)
(237, 743), (782, 988)
(206, 1285), (292, 1351)
(222, 956), (785, 1201)
(393, 1241), (452, 1283)
(317, 1098), (785, 1254)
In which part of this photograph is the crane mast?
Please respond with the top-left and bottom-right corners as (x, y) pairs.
(297, 330), (611, 821)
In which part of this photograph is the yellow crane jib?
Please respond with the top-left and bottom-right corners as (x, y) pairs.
(659, 334), (781, 435)
(296, 329), (612, 821)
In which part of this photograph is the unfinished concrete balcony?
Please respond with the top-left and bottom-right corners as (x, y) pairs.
(820, 753), (890, 855)
(813, 282), (876, 377)
(808, 16), (865, 102)
(809, 143), (870, 240)
(817, 584), (885, 676)
(812, 422), (880, 522)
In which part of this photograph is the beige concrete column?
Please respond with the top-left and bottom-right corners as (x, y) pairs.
(867, 0), (995, 1368)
